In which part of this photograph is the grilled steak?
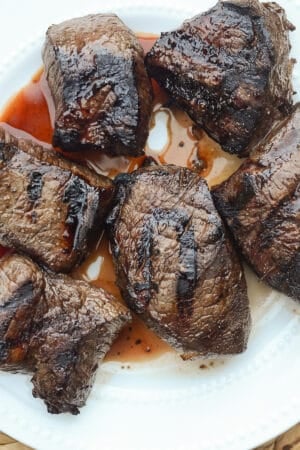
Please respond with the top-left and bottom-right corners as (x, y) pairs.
(0, 126), (114, 272)
(43, 14), (153, 156)
(146, 0), (294, 156)
(32, 271), (131, 414)
(107, 165), (251, 356)
(213, 104), (300, 301)
(0, 253), (131, 414)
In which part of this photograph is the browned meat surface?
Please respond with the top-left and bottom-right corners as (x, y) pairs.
(0, 126), (114, 272)
(43, 14), (153, 156)
(146, 0), (294, 156)
(0, 253), (131, 414)
(107, 165), (251, 356)
(213, 104), (300, 300)
(0, 254), (44, 371)
(31, 271), (131, 414)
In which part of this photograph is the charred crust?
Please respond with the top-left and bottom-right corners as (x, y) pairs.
(27, 171), (44, 203)
(62, 177), (89, 249)
(176, 226), (197, 319)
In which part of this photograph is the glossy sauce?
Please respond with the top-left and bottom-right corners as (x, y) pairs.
(0, 34), (242, 362)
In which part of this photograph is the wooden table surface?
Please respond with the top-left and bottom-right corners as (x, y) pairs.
(1, 423), (300, 449)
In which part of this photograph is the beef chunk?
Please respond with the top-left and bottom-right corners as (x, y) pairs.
(0, 126), (114, 272)
(213, 104), (300, 300)
(43, 14), (153, 156)
(146, 0), (294, 156)
(0, 253), (131, 414)
(31, 271), (131, 414)
(107, 165), (251, 356)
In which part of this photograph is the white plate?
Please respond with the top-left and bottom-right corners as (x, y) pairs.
(0, 1), (300, 449)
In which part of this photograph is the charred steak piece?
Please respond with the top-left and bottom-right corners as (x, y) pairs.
(146, 0), (294, 156)
(213, 104), (300, 301)
(0, 126), (114, 272)
(43, 14), (153, 156)
(31, 271), (131, 415)
(107, 165), (251, 356)
(0, 253), (131, 414)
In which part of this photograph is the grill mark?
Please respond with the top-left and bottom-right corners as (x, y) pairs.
(258, 187), (299, 251)
(135, 207), (197, 316)
(106, 173), (134, 232)
(0, 281), (35, 362)
(63, 176), (89, 250)
(177, 226), (197, 319)
(250, 186), (300, 299)
(234, 181), (300, 261)
(0, 281), (35, 310)
(232, 172), (257, 212)
(213, 170), (257, 221)
(27, 171), (44, 202)
(134, 218), (155, 313)
(215, 166), (299, 251)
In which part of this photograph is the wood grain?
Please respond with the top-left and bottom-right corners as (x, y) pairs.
(1, 424), (300, 449)
(0, 432), (31, 450)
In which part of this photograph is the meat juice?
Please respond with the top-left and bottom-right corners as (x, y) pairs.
(0, 34), (242, 362)
(0, 247), (8, 258)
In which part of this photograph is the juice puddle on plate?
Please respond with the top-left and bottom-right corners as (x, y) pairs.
(0, 34), (243, 362)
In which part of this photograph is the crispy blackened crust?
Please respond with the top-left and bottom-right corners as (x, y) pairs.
(107, 165), (251, 356)
(213, 104), (300, 300)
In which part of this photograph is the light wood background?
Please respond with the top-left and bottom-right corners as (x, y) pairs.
(1, 423), (300, 449)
